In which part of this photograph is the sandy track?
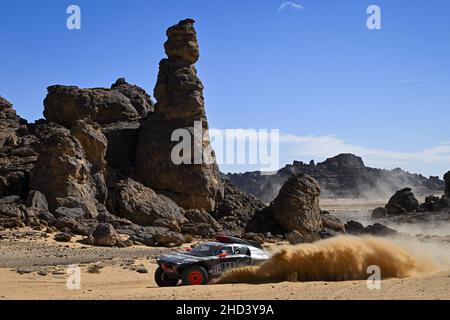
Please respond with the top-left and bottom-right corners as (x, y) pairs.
(1, 262), (449, 300)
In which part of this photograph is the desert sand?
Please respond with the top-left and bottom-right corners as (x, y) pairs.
(1, 259), (449, 300)
(1, 200), (449, 300)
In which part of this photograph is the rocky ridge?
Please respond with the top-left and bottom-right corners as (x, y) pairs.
(226, 153), (444, 203)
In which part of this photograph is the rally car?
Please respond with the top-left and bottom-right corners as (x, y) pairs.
(154, 235), (270, 286)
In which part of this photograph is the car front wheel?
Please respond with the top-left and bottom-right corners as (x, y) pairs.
(154, 267), (179, 287)
(181, 265), (209, 285)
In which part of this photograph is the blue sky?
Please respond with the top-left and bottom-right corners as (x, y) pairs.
(1, 0), (449, 177)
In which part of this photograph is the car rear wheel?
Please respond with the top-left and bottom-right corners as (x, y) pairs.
(181, 265), (208, 285)
(154, 267), (179, 287)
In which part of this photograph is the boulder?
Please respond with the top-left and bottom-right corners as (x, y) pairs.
(25, 190), (48, 211)
(70, 120), (107, 171)
(0, 100), (36, 198)
(89, 223), (119, 247)
(320, 211), (346, 233)
(0, 96), (25, 148)
(0, 195), (21, 204)
(164, 18), (199, 65)
(287, 230), (321, 245)
(129, 226), (185, 247)
(0, 203), (26, 228)
(214, 180), (269, 235)
(36, 210), (56, 225)
(54, 217), (94, 236)
(29, 126), (98, 218)
(420, 196), (446, 212)
(113, 178), (187, 229)
(136, 19), (223, 211)
(43, 85), (141, 127)
(365, 223), (397, 236)
(270, 174), (323, 233)
(54, 232), (72, 242)
(54, 207), (85, 220)
(110, 78), (154, 118)
(371, 207), (387, 219)
(184, 209), (222, 232)
(385, 188), (420, 215)
(345, 220), (366, 235)
(181, 223), (216, 238)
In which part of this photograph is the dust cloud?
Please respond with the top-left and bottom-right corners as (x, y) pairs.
(215, 236), (437, 284)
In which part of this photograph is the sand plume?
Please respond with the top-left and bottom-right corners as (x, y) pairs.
(215, 236), (426, 284)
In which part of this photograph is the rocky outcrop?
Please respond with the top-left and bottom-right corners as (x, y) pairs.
(1, 20), (229, 247)
(88, 223), (119, 247)
(110, 78), (154, 117)
(213, 180), (269, 236)
(182, 209), (222, 237)
(30, 126), (99, 218)
(320, 211), (346, 233)
(70, 120), (107, 171)
(385, 188), (420, 215)
(372, 181), (450, 223)
(25, 190), (48, 211)
(270, 174), (323, 233)
(226, 153), (445, 202)
(136, 19), (223, 211)
(0, 96), (25, 147)
(43, 80), (153, 128)
(112, 178), (187, 230)
(345, 220), (397, 236)
(371, 207), (387, 219)
(0, 97), (36, 198)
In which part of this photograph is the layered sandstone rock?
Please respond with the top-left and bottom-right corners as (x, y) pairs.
(0, 98), (37, 197)
(30, 126), (99, 218)
(43, 80), (153, 128)
(112, 178), (187, 230)
(136, 19), (223, 211)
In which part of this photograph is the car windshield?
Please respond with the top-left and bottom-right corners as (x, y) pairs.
(190, 244), (222, 256)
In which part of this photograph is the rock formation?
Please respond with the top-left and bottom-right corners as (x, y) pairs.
(112, 178), (187, 230)
(1, 19), (407, 247)
(136, 19), (223, 211)
(270, 174), (323, 233)
(371, 207), (387, 219)
(372, 181), (450, 222)
(0, 96), (36, 198)
(0, 19), (231, 247)
(226, 153), (445, 202)
(213, 179), (268, 236)
(385, 187), (420, 215)
(30, 125), (99, 218)
(43, 81), (152, 127)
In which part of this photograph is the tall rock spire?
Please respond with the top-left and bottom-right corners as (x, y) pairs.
(136, 19), (223, 211)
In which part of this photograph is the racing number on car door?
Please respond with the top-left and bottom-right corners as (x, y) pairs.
(233, 246), (252, 267)
(217, 246), (237, 272)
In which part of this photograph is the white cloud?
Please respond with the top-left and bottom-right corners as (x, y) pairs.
(278, 2), (304, 12)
